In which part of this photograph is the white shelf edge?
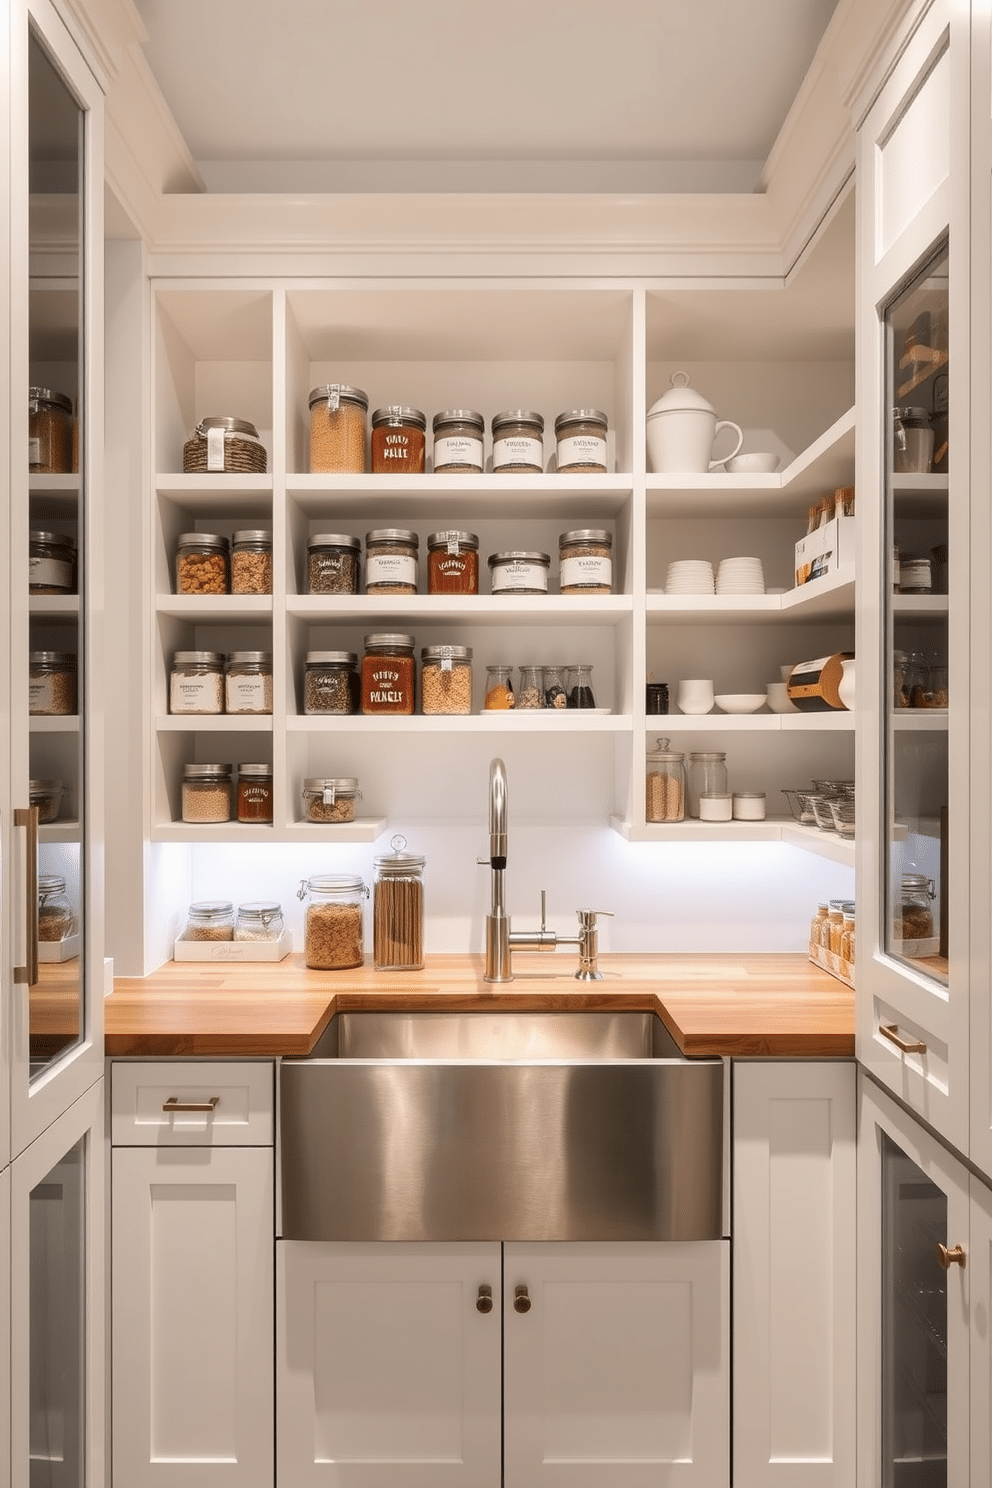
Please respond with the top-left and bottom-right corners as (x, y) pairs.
(156, 715), (274, 731)
(287, 713), (631, 733)
(646, 570), (854, 622)
(29, 594), (80, 615)
(151, 817), (388, 844)
(642, 711), (853, 732)
(780, 822), (857, 865)
(285, 594), (633, 621)
(284, 473), (635, 496)
(29, 715), (79, 733)
(611, 814), (856, 864)
(156, 595), (274, 619)
(892, 594), (948, 614)
(890, 709), (948, 730)
(156, 473), (274, 495)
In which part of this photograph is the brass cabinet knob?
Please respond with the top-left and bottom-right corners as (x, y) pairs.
(936, 1243), (966, 1270)
(514, 1285), (532, 1314)
(476, 1285), (493, 1314)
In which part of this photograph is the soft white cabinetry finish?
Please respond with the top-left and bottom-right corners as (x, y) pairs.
(970, 1174), (992, 1488)
(0, 1166), (9, 1488)
(732, 1061), (856, 1488)
(111, 1062), (274, 1488)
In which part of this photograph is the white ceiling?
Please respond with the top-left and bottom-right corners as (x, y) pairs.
(133, 0), (841, 194)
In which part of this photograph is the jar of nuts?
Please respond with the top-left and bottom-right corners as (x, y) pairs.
(301, 776), (362, 824)
(308, 384), (368, 473)
(299, 873), (367, 970)
(176, 533), (229, 595)
(181, 763), (232, 824)
(421, 645), (473, 715)
(231, 530), (272, 594)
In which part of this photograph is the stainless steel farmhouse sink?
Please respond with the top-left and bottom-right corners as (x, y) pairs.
(280, 1011), (725, 1244)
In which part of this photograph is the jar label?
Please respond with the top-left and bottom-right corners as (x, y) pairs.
(491, 560), (548, 593)
(557, 433), (607, 468)
(28, 437), (41, 466)
(206, 425), (226, 471)
(434, 433), (484, 469)
(170, 673), (223, 713)
(29, 676), (56, 713)
(226, 674), (270, 712)
(366, 553), (417, 586)
(493, 435), (543, 470)
(560, 555), (612, 588)
(29, 555), (72, 590)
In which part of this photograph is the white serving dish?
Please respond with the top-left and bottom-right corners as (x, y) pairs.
(714, 693), (767, 714)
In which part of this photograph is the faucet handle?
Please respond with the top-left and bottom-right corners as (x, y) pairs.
(576, 908), (614, 925)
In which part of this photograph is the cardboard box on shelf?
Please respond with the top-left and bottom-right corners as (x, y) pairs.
(794, 514), (856, 587)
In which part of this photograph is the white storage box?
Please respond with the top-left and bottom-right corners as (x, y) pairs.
(794, 515), (856, 587)
(173, 928), (293, 962)
(38, 932), (80, 963)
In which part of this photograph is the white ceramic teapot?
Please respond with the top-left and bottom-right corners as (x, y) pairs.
(646, 372), (744, 473)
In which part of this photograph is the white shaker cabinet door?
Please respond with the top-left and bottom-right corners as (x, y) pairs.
(277, 1240), (502, 1488)
(502, 1240), (729, 1488)
(111, 1146), (274, 1488)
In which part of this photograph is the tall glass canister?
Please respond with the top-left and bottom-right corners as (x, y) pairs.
(373, 836), (425, 970)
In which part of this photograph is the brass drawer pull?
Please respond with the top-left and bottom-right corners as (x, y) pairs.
(879, 1023), (927, 1056)
(513, 1285), (532, 1314)
(476, 1285), (493, 1314)
(936, 1243), (966, 1270)
(162, 1096), (220, 1114)
(13, 806), (39, 987)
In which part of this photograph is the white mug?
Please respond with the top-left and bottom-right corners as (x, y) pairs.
(647, 409), (744, 474)
(676, 679), (715, 715)
(766, 681), (798, 714)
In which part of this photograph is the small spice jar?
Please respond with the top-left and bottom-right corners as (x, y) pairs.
(29, 778), (63, 824)
(517, 665), (543, 709)
(566, 664), (596, 708)
(181, 901), (235, 941)
(687, 752), (728, 819)
(231, 530), (273, 595)
(38, 875), (74, 942)
(484, 664), (515, 710)
(427, 531), (480, 594)
(488, 550), (550, 595)
(432, 409), (485, 473)
(182, 417), (267, 474)
(169, 651), (225, 715)
(299, 874), (367, 970)
(732, 791), (766, 821)
(236, 763), (273, 824)
(303, 651), (359, 714)
(370, 406), (427, 474)
(543, 664), (567, 708)
(308, 385), (369, 473)
(646, 682), (669, 715)
(373, 836), (425, 971)
(361, 634), (416, 715)
(491, 410), (545, 473)
(646, 738), (686, 823)
(29, 651), (77, 716)
(307, 532), (361, 595)
(898, 555), (932, 593)
(365, 529), (419, 594)
(301, 777), (362, 824)
(225, 652), (273, 715)
(29, 388), (74, 473)
(554, 409), (609, 473)
(29, 530), (76, 594)
(234, 901), (284, 942)
(181, 763), (232, 824)
(559, 529), (613, 594)
(421, 645), (473, 715)
(176, 533), (229, 595)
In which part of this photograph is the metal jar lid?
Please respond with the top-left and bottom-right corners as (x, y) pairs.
(371, 406), (427, 430)
(363, 633), (415, 650)
(554, 409), (608, 433)
(39, 874), (68, 895)
(374, 834), (425, 874)
(30, 778), (63, 798)
(308, 384), (369, 412)
(225, 651), (271, 666)
(365, 528), (419, 547)
(177, 532), (230, 551)
(30, 529), (76, 548)
(29, 650), (76, 666)
(893, 405), (931, 425)
(232, 529), (271, 546)
(432, 409), (485, 433)
(421, 645), (473, 662)
(732, 791), (766, 800)
(195, 416), (260, 440)
(308, 532), (361, 551)
(173, 650), (225, 666)
(428, 530), (479, 551)
(303, 777), (360, 794)
(188, 899), (234, 918)
(182, 763), (232, 778)
(237, 900), (282, 921)
(687, 751), (727, 761)
(559, 528), (612, 546)
(29, 387), (73, 415)
(305, 650), (357, 666)
(491, 410), (544, 434)
(487, 551), (551, 568)
(237, 763), (272, 777)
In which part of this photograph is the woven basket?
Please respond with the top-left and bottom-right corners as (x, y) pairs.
(183, 418), (268, 474)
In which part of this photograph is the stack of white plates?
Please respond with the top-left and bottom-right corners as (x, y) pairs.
(665, 559), (715, 594)
(715, 556), (765, 595)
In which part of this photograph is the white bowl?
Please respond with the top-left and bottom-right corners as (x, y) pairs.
(714, 692), (767, 714)
(727, 452), (780, 474)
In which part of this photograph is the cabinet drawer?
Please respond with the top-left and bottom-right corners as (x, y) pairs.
(111, 1061), (274, 1146)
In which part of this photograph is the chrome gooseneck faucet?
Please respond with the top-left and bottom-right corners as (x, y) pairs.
(482, 757), (611, 983)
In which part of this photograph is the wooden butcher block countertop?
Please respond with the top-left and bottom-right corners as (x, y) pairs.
(105, 953), (854, 1060)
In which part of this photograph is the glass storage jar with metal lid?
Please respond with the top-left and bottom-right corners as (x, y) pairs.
(559, 529), (613, 593)
(432, 409), (485, 473)
(554, 409), (609, 473)
(29, 388), (73, 473)
(308, 384), (368, 473)
(299, 874), (367, 970)
(892, 406), (934, 474)
(373, 835), (425, 971)
(30, 778), (63, 824)
(224, 652), (273, 715)
(304, 651), (359, 714)
(488, 550), (550, 595)
(38, 875), (74, 942)
(29, 529), (76, 593)
(365, 529), (419, 594)
(234, 901), (284, 942)
(231, 530), (272, 594)
(236, 764), (273, 824)
(361, 634), (416, 714)
(181, 901), (235, 941)
(169, 651), (225, 715)
(181, 763), (232, 824)
(183, 416), (267, 474)
(687, 751), (728, 819)
(491, 410), (545, 473)
(29, 651), (77, 716)
(175, 532), (229, 595)
(646, 738), (686, 823)
(897, 873), (937, 944)
(307, 532), (360, 594)
(427, 530), (479, 594)
(421, 645), (473, 715)
(301, 776), (362, 824)
(371, 406), (427, 474)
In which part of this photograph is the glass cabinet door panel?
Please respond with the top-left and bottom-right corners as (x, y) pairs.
(884, 245), (949, 988)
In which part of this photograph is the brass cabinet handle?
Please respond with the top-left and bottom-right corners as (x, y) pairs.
(162, 1096), (220, 1113)
(879, 1023), (927, 1056)
(513, 1285), (532, 1314)
(476, 1285), (493, 1314)
(13, 807), (39, 987)
(936, 1243), (966, 1270)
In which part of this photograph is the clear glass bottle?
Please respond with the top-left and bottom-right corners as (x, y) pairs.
(169, 650), (225, 715)
(181, 763), (232, 824)
(364, 528), (419, 594)
(298, 874), (367, 970)
(308, 384), (368, 473)
(38, 875), (74, 942)
(225, 651), (273, 715)
(484, 664), (515, 710)
(231, 530), (273, 594)
(421, 645), (473, 715)
(234, 901), (284, 942)
(646, 737), (686, 823)
(373, 836), (425, 971)
(491, 410), (545, 473)
(236, 763), (273, 824)
(432, 409), (485, 473)
(175, 532), (229, 595)
(554, 409), (609, 473)
(517, 664), (543, 709)
(307, 532), (361, 594)
(687, 751), (729, 819)
(566, 664), (596, 708)
(181, 901), (235, 942)
(301, 776), (362, 824)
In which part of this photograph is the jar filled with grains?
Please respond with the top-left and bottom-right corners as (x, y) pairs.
(554, 409), (609, 473)
(427, 530), (479, 594)
(29, 388), (74, 473)
(304, 651), (359, 714)
(373, 836), (425, 971)
(370, 406), (427, 474)
(421, 645), (473, 715)
(301, 776), (362, 824)
(361, 634), (416, 714)
(307, 532), (361, 595)
(897, 873), (936, 943)
(308, 384), (368, 473)
(234, 901), (284, 942)
(517, 665), (543, 708)
(169, 651), (225, 715)
(299, 874), (367, 970)
(225, 652), (273, 715)
(29, 529), (76, 594)
(488, 550), (550, 595)
(484, 664), (515, 710)
(29, 651), (77, 716)
(236, 763), (274, 824)
(29, 778), (63, 824)
(432, 409), (485, 473)
(558, 529), (613, 593)
(181, 763), (232, 824)
(491, 411), (545, 473)
(38, 875), (74, 942)
(365, 529), (419, 594)
(231, 530), (273, 594)
(645, 738), (686, 823)
(176, 533), (229, 595)
(181, 901), (235, 941)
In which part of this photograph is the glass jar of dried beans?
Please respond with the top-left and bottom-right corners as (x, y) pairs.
(365, 529), (419, 594)
(361, 634), (416, 715)
(554, 409), (609, 473)
(491, 410), (545, 473)
(308, 384), (368, 473)
(427, 530), (479, 595)
(371, 406), (427, 474)
(307, 532), (360, 595)
(432, 409), (485, 473)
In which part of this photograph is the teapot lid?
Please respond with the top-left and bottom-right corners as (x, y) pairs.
(647, 370), (716, 418)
